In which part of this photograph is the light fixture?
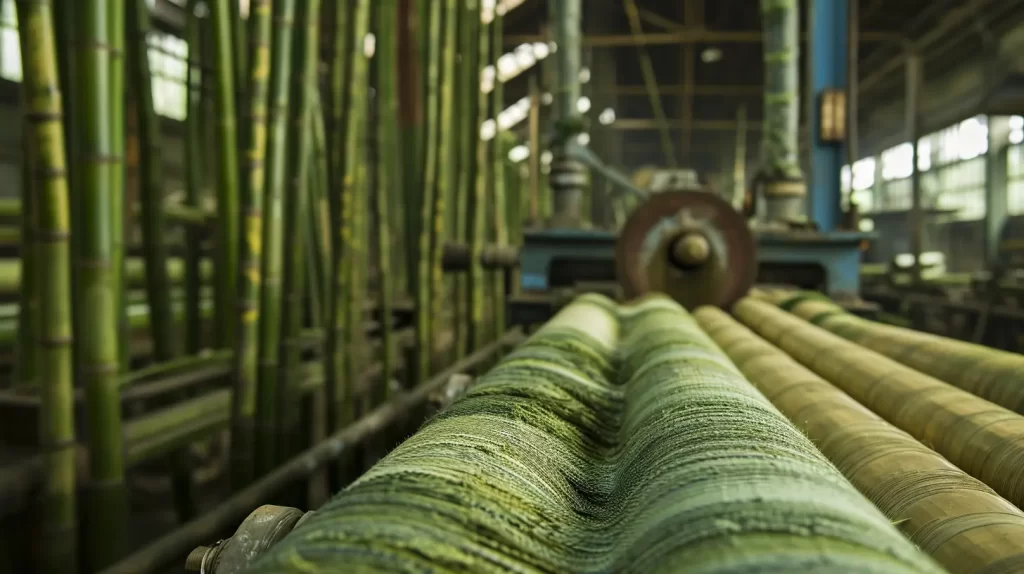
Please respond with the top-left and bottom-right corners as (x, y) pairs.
(576, 96), (591, 114)
(480, 119), (497, 141)
(598, 107), (616, 125)
(579, 67), (591, 84)
(541, 150), (553, 166)
(576, 133), (590, 146)
(532, 42), (550, 59)
(541, 92), (553, 105)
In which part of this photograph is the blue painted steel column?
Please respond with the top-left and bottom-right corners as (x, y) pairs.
(808, 0), (847, 232)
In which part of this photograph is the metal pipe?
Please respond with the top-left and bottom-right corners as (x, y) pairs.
(733, 297), (1024, 511)
(98, 329), (525, 574)
(759, 0), (806, 223)
(696, 306), (1024, 573)
(547, 0), (586, 227)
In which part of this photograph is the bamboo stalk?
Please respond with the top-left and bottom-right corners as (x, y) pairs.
(398, 0), (423, 308)
(211, 0), (242, 349)
(128, 0), (175, 361)
(230, 0), (246, 111)
(14, 1), (78, 570)
(329, 0), (370, 434)
(231, 0), (272, 489)
(278, 0), (320, 464)
(324, 0), (353, 442)
(14, 108), (37, 391)
(490, 6), (507, 341)
(109, 0), (128, 372)
(376, 0), (399, 399)
(452, 0), (478, 360)
(469, 10), (491, 351)
(76, 0), (128, 568)
(733, 297), (1024, 511)
(255, 0), (298, 476)
(415, 0), (442, 382)
(697, 306), (1024, 574)
(184, 0), (204, 355)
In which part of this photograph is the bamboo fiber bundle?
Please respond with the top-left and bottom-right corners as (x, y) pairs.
(243, 294), (938, 573)
(696, 306), (1024, 573)
(734, 297), (1024, 511)
(770, 290), (1024, 415)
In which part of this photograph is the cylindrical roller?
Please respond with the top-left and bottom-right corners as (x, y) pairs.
(244, 294), (939, 573)
(772, 290), (1024, 414)
(734, 297), (1024, 510)
(696, 306), (1024, 574)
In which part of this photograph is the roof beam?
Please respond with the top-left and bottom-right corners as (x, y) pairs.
(595, 84), (762, 96)
(613, 119), (766, 131)
(505, 29), (899, 46)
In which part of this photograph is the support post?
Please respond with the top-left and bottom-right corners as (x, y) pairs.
(905, 49), (923, 283)
(547, 0), (586, 227)
(807, 0), (847, 231)
(986, 115), (1009, 267)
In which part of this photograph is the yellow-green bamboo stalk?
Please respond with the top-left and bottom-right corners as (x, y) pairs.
(255, 0), (298, 475)
(109, 0), (128, 372)
(14, 109), (37, 391)
(376, 0), (400, 396)
(77, 0), (127, 568)
(184, 0), (204, 354)
(469, 9), (491, 351)
(231, 0), (271, 488)
(490, 5), (507, 341)
(278, 0), (320, 463)
(15, 2), (78, 570)
(211, 0), (241, 349)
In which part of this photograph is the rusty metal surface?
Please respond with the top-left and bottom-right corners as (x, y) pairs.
(616, 190), (756, 307)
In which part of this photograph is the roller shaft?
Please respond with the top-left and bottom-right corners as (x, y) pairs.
(697, 306), (1024, 574)
(734, 297), (1024, 510)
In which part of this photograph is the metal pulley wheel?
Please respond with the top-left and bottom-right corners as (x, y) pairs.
(616, 190), (756, 309)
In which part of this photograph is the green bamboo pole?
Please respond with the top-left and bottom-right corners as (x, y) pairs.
(15, 2), (77, 570)
(128, 0), (175, 362)
(254, 0), (298, 475)
(344, 11), (371, 406)
(278, 0), (320, 464)
(325, 0), (352, 442)
(398, 0), (423, 306)
(469, 9), (491, 351)
(109, 0), (128, 372)
(453, 0), (478, 359)
(376, 0), (399, 398)
(77, 0), (127, 568)
(490, 6), (507, 341)
(415, 0), (442, 382)
(428, 0), (457, 370)
(211, 0), (241, 349)
(184, 0), (204, 355)
(230, 0), (246, 110)
(328, 0), (369, 436)
(231, 0), (271, 489)
(14, 110), (37, 391)
(309, 90), (331, 312)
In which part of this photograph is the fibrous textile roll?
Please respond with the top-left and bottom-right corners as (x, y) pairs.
(696, 306), (1024, 574)
(244, 294), (939, 573)
(734, 297), (1024, 511)
(770, 290), (1024, 415)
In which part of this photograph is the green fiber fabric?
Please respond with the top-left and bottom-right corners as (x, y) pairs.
(245, 294), (943, 574)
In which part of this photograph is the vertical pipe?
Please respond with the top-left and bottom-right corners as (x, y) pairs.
(184, 0), (204, 355)
(231, 0), (270, 489)
(398, 0), (423, 304)
(378, 0), (400, 389)
(431, 0), (457, 364)
(847, 0), (859, 173)
(278, 0), (320, 463)
(77, 0), (128, 567)
(906, 49), (923, 283)
(733, 105), (747, 208)
(14, 2), (78, 570)
(760, 0), (806, 222)
(808, 0), (847, 232)
(255, 0), (298, 475)
(547, 0), (586, 227)
(15, 112), (37, 391)
(211, 0), (241, 349)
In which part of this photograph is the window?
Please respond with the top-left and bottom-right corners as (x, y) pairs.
(0, 0), (20, 81)
(147, 32), (189, 120)
(881, 143), (913, 181)
(1008, 145), (1024, 214)
(935, 157), (985, 220)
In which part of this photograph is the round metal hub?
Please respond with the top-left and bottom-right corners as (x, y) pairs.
(616, 190), (757, 307)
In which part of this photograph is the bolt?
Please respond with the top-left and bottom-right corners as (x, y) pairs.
(671, 232), (711, 268)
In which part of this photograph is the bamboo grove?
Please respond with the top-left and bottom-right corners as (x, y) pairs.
(4, 0), (526, 572)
